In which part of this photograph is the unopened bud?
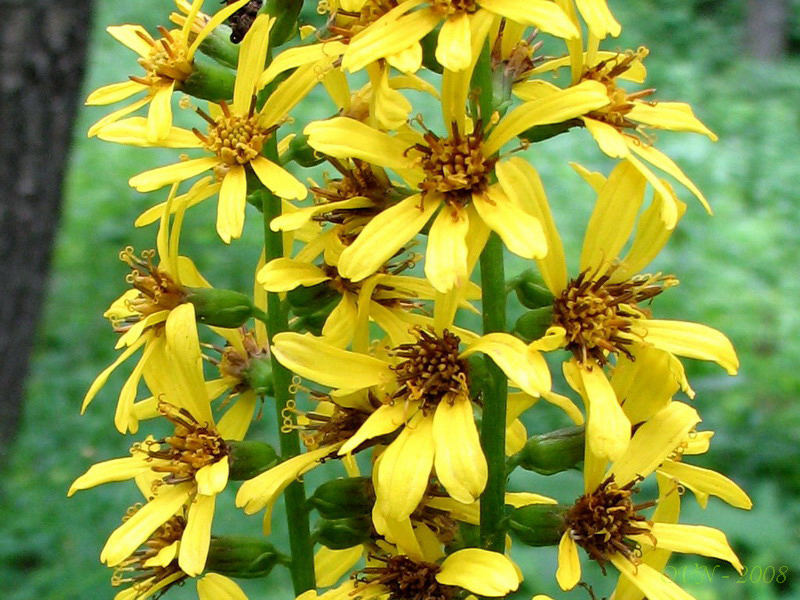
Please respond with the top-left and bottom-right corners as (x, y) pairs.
(286, 134), (324, 167)
(519, 426), (585, 475)
(187, 287), (262, 328)
(309, 477), (374, 519)
(206, 536), (283, 578)
(514, 307), (554, 343)
(286, 283), (338, 316)
(243, 355), (274, 397)
(508, 504), (568, 547)
(196, 26), (240, 69)
(509, 269), (554, 310)
(181, 55), (235, 102)
(314, 516), (373, 550)
(227, 440), (279, 480)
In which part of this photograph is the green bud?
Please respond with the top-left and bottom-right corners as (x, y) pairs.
(243, 355), (274, 397)
(510, 269), (555, 310)
(508, 504), (568, 547)
(265, 0), (303, 46)
(309, 477), (374, 519)
(227, 440), (279, 480)
(286, 282), (338, 316)
(466, 354), (491, 398)
(285, 134), (324, 167)
(518, 426), (585, 475)
(196, 26), (240, 69)
(420, 30), (443, 74)
(314, 516), (373, 550)
(181, 54), (235, 102)
(519, 119), (581, 144)
(186, 287), (259, 328)
(206, 536), (283, 578)
(514, 307), (554, 343)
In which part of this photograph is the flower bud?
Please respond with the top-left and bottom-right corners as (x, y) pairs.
(206, 536), (283, 578)
(518, 426), (585, 475)
(508, 504), (568, 547)
(285, 134), (325, 167)
(196, 26), (240, 69)
(513, 307), (554, 343)
(314, 516), (373, 550)
(308, 477), (374, 519)
(186, 287), (262, 328)
(181, 55), (236, 102)
(286, 283), (339, 317)
(227, 440), (279, 480)
(243, 355), (274, 397)
(509, 269), (554, 310)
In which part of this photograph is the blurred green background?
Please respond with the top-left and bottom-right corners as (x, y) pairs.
(1, 1), (799, 598)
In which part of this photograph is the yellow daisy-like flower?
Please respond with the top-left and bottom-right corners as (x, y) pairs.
(305, 79), (610, 292)
(116, 15), (319, 243)
(521, 160), (737, 461)
(86, 0), (250, 141)
(341, 0), (578, 73)
(519, 42), (717, 226)
(82, 185), (211, 433)
(69, 310), (256, 578)
(556, 402), (744, 598)
(260, 320), (552, 521)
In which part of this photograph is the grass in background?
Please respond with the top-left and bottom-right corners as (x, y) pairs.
(1, 1), (799, 598)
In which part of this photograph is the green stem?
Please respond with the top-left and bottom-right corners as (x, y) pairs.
(479, 233), (509, 553)
(260, 183), (316, 593)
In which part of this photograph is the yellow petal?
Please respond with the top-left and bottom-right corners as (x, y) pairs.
(147, 82), (175, 142)
(197, 573), (248, 600)
(339, 402), (407, 455)
(261, 62), (329, 127)
(86, 80), (147, 106)
(322, 294), (360, 348)
(81, 335), (147, 414)
(583, 117), (630, 158)
(474, 187), (547, 259)
(129, 157), (218, 192)
(250, 155), (307, 200)
(478, 0), (577, 39)
(271, 332), (392, 390)
(579, 161), (646, 274)
(376, 413), (435, 520)
(257, 258), (329, 292)
(338, 194), (438, 282)
(635, 523), (743, 573)
(216, 164), (248, 243)
(612, 346), (679, 424)
(68, 454), (152, 496)
(97, 117), (200, 148)
(196, 458), (230, 496)
(100, 483), (192, 566)
(372, 65), (413, 130)
(179, 493), (216, 576)
(386, 43), (423, 74)
(314, 546), (364, 587)
(436, 13), (472, 72)
(107, 24), (153, 57)
(485, 80), (609, 155)
(270, 197), (373, 232)
(234, 15), (274, 114)
(437, 548), (520, 596)
(504, 491), (557, 507)
(578, 364), (630, 462)
(425, 206), (470, 293)
(628, 101), (717, 140)
(638, 319), (739, 375)
(433, 397), (487, 503)
(556, 531), (581, 590)
(541, 391), (584, 425)
(496, 158), (566, 294)
(610, 402), (700, 486)
(259, 42), (347, 88)
(188, 0), (251, 58)
(575, 0), (621, 38)
(217, 390), (257, 441)
(611, 553), (696, 600)
(304, 117), (414, 170)
(87, 96), (150, 137)
(143, 540), (179, 568)
(657, 461), (752, 510)
(461, 333), (551, 397)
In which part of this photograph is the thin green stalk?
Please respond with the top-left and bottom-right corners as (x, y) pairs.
(261, 184), (316, 593)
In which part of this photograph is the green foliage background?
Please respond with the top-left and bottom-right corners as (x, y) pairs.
(1, 1), (799, 598)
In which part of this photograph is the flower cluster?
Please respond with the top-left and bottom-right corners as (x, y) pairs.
(71, 1), (751, 599)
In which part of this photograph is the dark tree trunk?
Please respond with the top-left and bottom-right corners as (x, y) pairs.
(0, 0), (92, 463)
(745, 0), (789, 60)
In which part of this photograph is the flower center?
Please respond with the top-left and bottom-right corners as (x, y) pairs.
(115, 247), (186, 330)
(430, 0), (479, 17)
(218, 330), (269, 393)
(552, 270), (676, 367)
(135, 27), (194, 87)
(298, 405), (372, 449)
(355, 555), (456, 600)
(563, 477), (655, 575)
(327, 0), (400, 39)
(416, 125), (495, 208)
(390, 328), (469, 413)
(582, 48), (655, 132)
(112, 509), (186, 594)
(138, 402), (228, 486)
(195, 101), (276, 168)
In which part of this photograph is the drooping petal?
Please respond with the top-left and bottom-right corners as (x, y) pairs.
(634, 523), (743, 573)
(436, 548), (520, 596)
(250, 156), (307, 200)
(628, 101), (717, 140)
(657, 461), (752, 510)
(233, 14), (274, 114)
(314, 546), (364, 587)
(97, 117), (200, 148)
(68, 454), (154, 496)
(106, 24), (153, 57)
(436, 13), (472, 71)
(462, 333), (551, 397)
(576, 363), (630, 462)
(197, 573), (249, 600)
(473, 187), (547, 259)
(129, 157), (218, 192)
(425, 205), (470, 293)
(217, 164), (248, 243)
(322, 294), (360, 349)
(271, 332), (392, 390)
(81, 335), (148, 413)
(478, 0), (577, 39)
(433, 397), (487, 504)
(556, 532), (581, 590)
(583, 117), (630, 157)
(638, 319), (739, 375)
(610, 554), (696, 600)
(86, 80), (148, 105)
(196, 458), (230, 496)
(217, 390), (257, 441)
(575, 0), (621, 38)
(147, 82), (175, 142)
(257, 258), (329, 292)
(179, 493), (216, 576)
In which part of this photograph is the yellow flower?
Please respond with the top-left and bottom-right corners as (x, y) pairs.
(519, 44), (717, 226)
(82, 185), (211, 433)
(111, 15), (320, 243)
(263, 319), (553, 521)
(556, 402), (744, 597)
(521, 160), (737, 461)
(86, 0), (251, 141)
(341, 0), (578, 73)
(304, 79), (610, 292)
(69, 311), (256, 577)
